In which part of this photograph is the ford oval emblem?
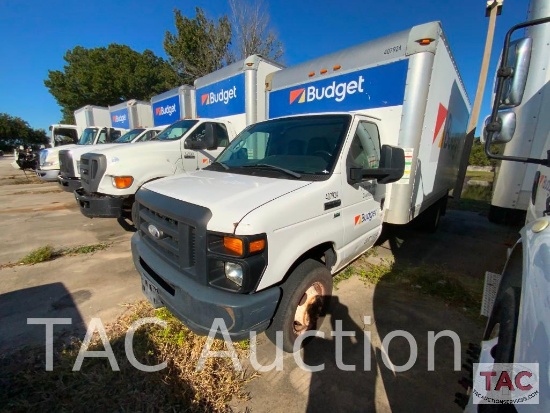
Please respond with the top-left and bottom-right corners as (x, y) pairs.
(148, 224), (163, 239)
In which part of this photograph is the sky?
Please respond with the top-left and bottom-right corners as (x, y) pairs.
(0, 0), (530, 134)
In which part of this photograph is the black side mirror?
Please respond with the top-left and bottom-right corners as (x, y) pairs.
(185, 124), (219, 150)
(349, 145), (405, 184)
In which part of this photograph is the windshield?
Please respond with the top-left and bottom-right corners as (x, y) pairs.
(114, 128), (145, 143)
(78, 128), (99, 145)
(154, 119), (198, 141)
(213, 115), (351, 178)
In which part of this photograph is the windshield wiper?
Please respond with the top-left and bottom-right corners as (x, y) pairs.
(242, 163), (301, 179)
(209, 161), (229, 170)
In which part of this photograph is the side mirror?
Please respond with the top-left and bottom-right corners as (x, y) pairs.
(499, 38), (532, 108)
(185, 124), (219, 150)
(349, 145), (405, 184)
(483, 111), (516, 144)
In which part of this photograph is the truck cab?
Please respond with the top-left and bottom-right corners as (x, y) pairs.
(75, 118), (236, 219)
(36, 126), (126, 181)
(58, 127), (164, 192)
(131, 113), (404, 352)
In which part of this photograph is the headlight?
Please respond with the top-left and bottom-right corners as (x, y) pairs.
(112, 176), (134, 189)
(43, 160), (58, 167)
(224, 262), (243, 286)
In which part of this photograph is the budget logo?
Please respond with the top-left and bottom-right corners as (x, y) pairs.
(155, 104), (177, 117)
(201, 86), (237, 105)
(289, 88), (306, 104)
(112, 114), (126, 123)
(354, 210), (376, 225)
(289, 76), (366, 105)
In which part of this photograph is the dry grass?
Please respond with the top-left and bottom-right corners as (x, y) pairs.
(0, 301), (253, 412)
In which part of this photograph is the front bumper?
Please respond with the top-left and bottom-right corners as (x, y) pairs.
(132, 232), (281, 341)
(58, 176), (81, 192)
(74, 188), (126, 218)
(35, 169), (60, 182)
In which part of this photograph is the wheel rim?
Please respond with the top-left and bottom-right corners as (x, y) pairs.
(293, 281), (326, 335)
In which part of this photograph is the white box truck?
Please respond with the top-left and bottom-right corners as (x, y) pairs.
(461, 0), (550, 410)
(151, 85), (196, 127)
(109, 99), (154, 129)
(56, 100), (156, 191)
(74, 55), (283, 220)
(58, 126), (164, 192)
(36, 105), (125, 181)
(131, 21), (471, 352)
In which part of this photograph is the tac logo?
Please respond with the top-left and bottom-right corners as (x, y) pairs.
(289, 76), (365, 105)
(112, 114), (126, 123)
(354, 210), (376, 225)
(201, 86), (237, 105)
(155, 104), (177, 117)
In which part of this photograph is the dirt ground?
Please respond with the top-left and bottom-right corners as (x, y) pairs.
(0, 155), (521, 412)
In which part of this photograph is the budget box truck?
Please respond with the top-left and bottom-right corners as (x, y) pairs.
(131, 21), (471, 352)
(57, 100), (155, 191)
(36, 105), (125, 181)
(58, 126), (164, 192)
(460, 0), (550, 410)
(74, 55), (284, 220)
(151, 85), (196, 127)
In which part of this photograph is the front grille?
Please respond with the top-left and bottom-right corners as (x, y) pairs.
(135, 188), (212, 285)
(59, 150), (75, 177)
(138, 203), (197, 274)
(80, 153), (107, 192)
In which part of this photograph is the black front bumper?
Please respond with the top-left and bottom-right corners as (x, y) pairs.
(132, 232), (281, 341)
(58, 176), (81, 192)
(74, 188), (126, 218)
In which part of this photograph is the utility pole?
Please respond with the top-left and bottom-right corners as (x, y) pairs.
(453, 0), (503, 201)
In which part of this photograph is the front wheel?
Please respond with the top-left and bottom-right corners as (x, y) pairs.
(266, 259), (332, 352)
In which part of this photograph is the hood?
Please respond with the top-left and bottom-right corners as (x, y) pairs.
(86, 140), (173, 158)
(143, 170), (312, 234)
(66, 143), (120, 158)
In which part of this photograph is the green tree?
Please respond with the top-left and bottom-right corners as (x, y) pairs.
(0, 113), (48, 151)
(469, 139), (499, 167)
(163, 7), (233, 83)
(45, 45), (180, 123)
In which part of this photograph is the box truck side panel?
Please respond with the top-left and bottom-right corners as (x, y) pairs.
(196, 73), (246, 119)
(111, 107), (130, 129)
(268, 60), (408, 118)
(152, 94), (181, 127)
(411, 39), (470, 215)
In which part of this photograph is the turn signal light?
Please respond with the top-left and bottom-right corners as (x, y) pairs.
(249, 239), (266, 253)
(417, 38), (434, 46)
(113, 176), (134, 189)
(224, 237), (244, 255)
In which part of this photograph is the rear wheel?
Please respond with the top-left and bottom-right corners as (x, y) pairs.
(266, 259), (332, 352)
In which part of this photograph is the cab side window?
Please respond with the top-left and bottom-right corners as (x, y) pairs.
(214, 123), (230, 147)
(348, 121), (380, 169)
(96, 129), (108, 144)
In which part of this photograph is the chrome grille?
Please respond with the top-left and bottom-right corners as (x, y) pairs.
(58, 151), (74, 176)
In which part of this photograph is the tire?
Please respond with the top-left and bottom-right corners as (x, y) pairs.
(266, 259), (332, 353)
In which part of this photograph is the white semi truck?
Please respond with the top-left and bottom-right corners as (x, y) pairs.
(131, 21), (471, 352)
(74, 55), (283, 220)
(36, 105), (124, 181)
(57, 126), (164, 192)
(461, 0), (550, 410)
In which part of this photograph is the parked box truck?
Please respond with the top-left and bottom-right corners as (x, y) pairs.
(36, 105), (124, 181)
(151, 85), (196, 127)
(461, 0), (550, 410)
(58, 126), (164, 192)
(74, 55), (284, 220)
(131, 22), (471, 352)
(109, 99), (154, 129)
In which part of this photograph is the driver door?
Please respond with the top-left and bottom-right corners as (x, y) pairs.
(340, 119), (385, 266)
(182, 122), (230, 171)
